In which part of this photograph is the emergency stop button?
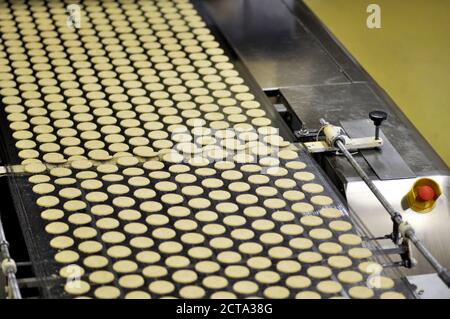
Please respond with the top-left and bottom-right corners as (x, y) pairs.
(406, 178), (441, 213)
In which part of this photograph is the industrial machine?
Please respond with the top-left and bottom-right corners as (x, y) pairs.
(0, 0), (448, 299)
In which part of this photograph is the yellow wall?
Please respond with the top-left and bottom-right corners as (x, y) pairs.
(305, 0), (450, 167)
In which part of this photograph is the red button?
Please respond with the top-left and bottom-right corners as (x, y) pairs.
(417, 185), (435, 201)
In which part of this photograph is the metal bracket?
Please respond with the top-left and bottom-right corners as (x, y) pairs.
(304, 137), (383, 153)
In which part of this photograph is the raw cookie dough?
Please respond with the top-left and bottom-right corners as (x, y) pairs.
(367, 275), (395, 289)
(263, 286), (289, 299)
(293, 171), (315, 182)
(348, 248), (373, 259)
(148, 280), (175, 295)
(309, 228), (333, 240)
(64, 281), (90, 295)
(328, 256), (353, 269)
(232, 281), (258, 295)
(298, 252), (322, 263)
(295, 291), (321, 299)
(320, 208), (343, 218)
(276, 260), (301, 274)
(316, 280), (342, 294)
(286, 275), (311, 289)
(302, 183), (324, 193)
(338, 234), (362, 246)
(292, 202), (314, 214)
(337, 271), (363, 284)
(307, 266), (332, 279)
(89, 271), (115, 284)
(358, 261), (383, 274)
(202, 276), (228, 289)
(380, 291), (406, 299)
(94, 286), (121, 299)
(300, 215), (323, 227)
(329, 220), (352, 232)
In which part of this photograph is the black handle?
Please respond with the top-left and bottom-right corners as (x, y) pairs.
(369, 110), (388, 127)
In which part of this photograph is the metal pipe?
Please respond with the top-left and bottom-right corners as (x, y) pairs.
(0, 216), (21, 299)
(334, 139), (450, 287)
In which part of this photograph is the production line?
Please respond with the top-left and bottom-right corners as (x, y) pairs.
(0, 0), (449, 299)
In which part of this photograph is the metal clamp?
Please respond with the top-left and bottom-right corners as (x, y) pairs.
(304, 119), (383, 153)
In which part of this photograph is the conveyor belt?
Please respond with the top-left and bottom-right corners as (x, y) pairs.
(0, 0), (412, 298)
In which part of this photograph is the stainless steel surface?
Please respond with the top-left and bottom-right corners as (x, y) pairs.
(341, 119), (415, 180)
(347, 176), (450, 276)
(203, 0), (349, 89)
(407, 273), (450, 299)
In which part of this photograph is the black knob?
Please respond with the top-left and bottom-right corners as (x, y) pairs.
(369, 111), (387, 140)
(369, 111), (387, 127)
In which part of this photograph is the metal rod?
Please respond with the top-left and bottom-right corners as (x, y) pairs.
(334, 139), (450, 287)
(0, 216), (22, 299)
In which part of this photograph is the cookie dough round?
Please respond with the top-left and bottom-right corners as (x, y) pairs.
(358, 261), (383, 274)
(263, 286), (290, 299)
(289, 238), (313, 250)
(119, 275), (145, 289)
(54, 250), (79, 264)
(311, 195), (333, 206)
(348, 248), (373, 259)
(37, 195), (60, 208)
(280, 188), (304, 201)
(300, 215), (323, 227)
(292, 202), (314, 214)
(302, 183), (324, 193)
(337, 270), (363, 284)
(275, 260), (301, 274)
(202, 276), (228, 290)
(380, 291), (406, 299)
(316, 280), (342, 294)
(143, 265), (168, 278)
(232, 281), (258, 295)
(255, 271), (281, 284)
(348, 286), (374, 299)
(329, 220), (352, 232)
(211, 291), (237, 299)
(328, 255), (353, 269)
(367, 275), (395, 289)
(293, 171), (315, 181)
(45, 222), (69, 235)
(338, 233), (362, 246)
(94, 286), (121, 299)
(148, 280), (175, 295)
(295, 291), (321, 299)
(298, 251), (322, 264)
(318, 242), (343, 255)
(64, 280), (90, 295)
(125, 291), (151, 299)
(89, 271), (115, 285)
(320, 208), (343, 218)
(309, 228), (333, 240)
(307, 266), (332, 279)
